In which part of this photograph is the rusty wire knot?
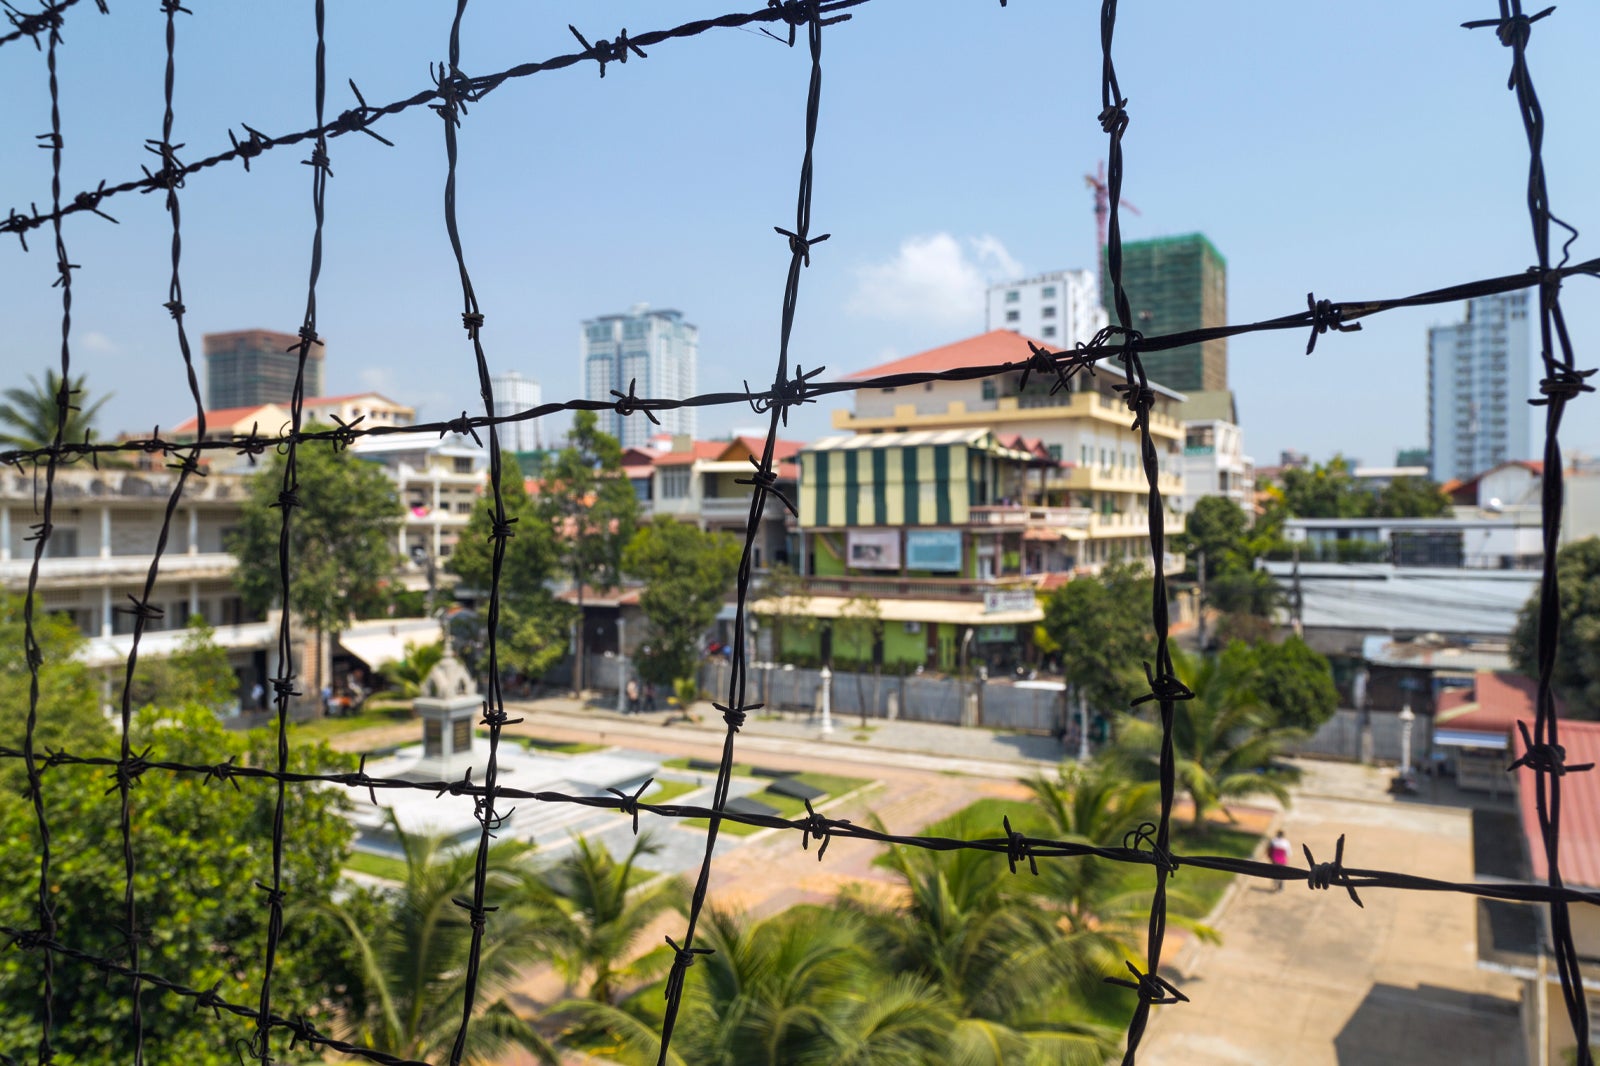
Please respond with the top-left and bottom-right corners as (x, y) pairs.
(344, 754), (379, 805)
(2, 204), (42, 250)
(273, 488), (300, 511)
(118, 595), (164, 623)
(49, 252), (78, 288)
(254, 882), (287, 910)
(325, 414), (363, 452)
(227, 124), (270, 172)
(608, 779), (653, 836)
(1303, 834), (1363, 907)
(7, 928), (47, 953)
(429, 61), (480, 125)
(6, 5), (63, 46)
(1130, 661), (1194, 707)
(1003, 814), (1038, 875)
(443, 411), (483, 446)
(1106, 960), (1188, 1005)
(736, 457), (798, 516)
(105, 748), (154, 794)
(460, 310), (484, 338)
(487, 512), (518, 545)
(139, 139), (186, 193)
(193, 980), (226, 1019)
(1507, 720), (1595, 777)
(286, 1014), (321, 1051)
(774, 225), (830, 267)
(473, 794), (513, 835)
(479, 703), (521, 729)
(747, 363), (825, 426)
(162, 300), (185, 320)
(568, 23), (647, 78)
(663, 936), (714, 1003)
(34, 130), (60, 151)
(71, 180), (118, 223)
(798, 797), (848, 861)
(610, 377), (662, 425)
(23, 519), (51, 544)
(1463, 5), (1553, 49)
(202, 755), (241, 792)
(1123, 821), (1178, 875)
(233, 423), (268, 463)
(1098, 96), (1130, 136)
(301, 143), (332, 176)
(451, 896), (497, 932)
(436, 766), (475, 799)
(764, 0), (811, 45)
(1304, 292), (1361, 354)
(1530, 366), (1596, 406)
(166, 447), (205, 478)
(1016, 340), (1071, 395)
(715, 701), (762, 733)
(1112, 379), (1154, 432)
(270, 675), (300, 701)
(329, 79), (394, 146)
(158, 0), (190, 15)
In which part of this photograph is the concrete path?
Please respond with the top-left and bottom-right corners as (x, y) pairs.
(1142, 760), (1524, 1066)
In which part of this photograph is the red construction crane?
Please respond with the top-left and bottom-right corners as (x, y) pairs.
(1085, 160), (1139, 298)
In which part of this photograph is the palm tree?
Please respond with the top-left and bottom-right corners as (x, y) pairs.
(542, 833), (689, 1003)
(555, 905), (949, 1066)
(843, 812), (1122, 1066)
(0, 370), (109, 451)
(1111, 644), (1301, 829)
(380, 640), (445, 699)
(306, 815), (565, 1064)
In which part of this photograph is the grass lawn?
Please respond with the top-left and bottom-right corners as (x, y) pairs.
(522, 737), (606, 755)
(682, 771), (872, 837)
(345, 850), (408, 882)
(289, 706), (414, 746)
(923, 796), (1261, 921)
(661, 757), (753, 776)
(645, 777), (699, 805)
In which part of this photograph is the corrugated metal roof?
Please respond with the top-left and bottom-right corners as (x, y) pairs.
(1261, 562), (1538, 637)
(1513, 718), (1600, 889)
(804, 427), (1035, 462)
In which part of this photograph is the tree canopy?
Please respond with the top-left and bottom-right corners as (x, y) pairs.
(1041, 560), (1152, 715)
(622, 517), (741, 687)
(228, 430), (402, 671)
(0, 594), (107, 796)
(1268, 456), (1452, 521)
(1512, 536), (1600, 717)
(0, 370), (110, 452)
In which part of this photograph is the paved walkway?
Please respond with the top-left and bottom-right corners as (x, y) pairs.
(1142, 759), (1524, 1066)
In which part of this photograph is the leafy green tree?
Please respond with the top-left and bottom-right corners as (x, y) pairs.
(1512, 537), (1600, 717)
(622, 517), (741, 690)
(1276, 455), (1372, 519)
(558, 905), (950, 1066)
(378, 640), (445, 699)
(450, 454), (572, 681)
(228, 429), (402, 701)
(1111, 644), (1301, 829)
(1179, 496), (1249, 580)
(836, 593), (884, 726)
(0, 370), (109, 451)
(535, 411), (639, 691)
(128, 616), (238, 711)
(1374, 476), (1453, 518)
(845, 811), (1122, 1065)
(1041, 560), (1152, 716)
(307, 813), (564, 1064)
(0, 706), (359, 1065)
(1254, 636), (1339, 732)
(542, 834), (688, 1003)
(0, 594), (107, 796)
(755, 561), (818, 667)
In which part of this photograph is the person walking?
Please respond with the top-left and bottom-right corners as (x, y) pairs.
(625, 677), (640, 715)
(1268, 828), (1291, 892)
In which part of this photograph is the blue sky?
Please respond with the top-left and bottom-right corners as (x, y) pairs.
(3, 1), (1597, 469)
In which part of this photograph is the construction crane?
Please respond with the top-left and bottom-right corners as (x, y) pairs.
(1085, 160), (1139, 302)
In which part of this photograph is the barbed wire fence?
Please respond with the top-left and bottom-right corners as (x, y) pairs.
(0, 1), (1596, 1064)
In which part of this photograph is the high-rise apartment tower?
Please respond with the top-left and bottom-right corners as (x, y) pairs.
(204, 329), (324, 410)
(582, 304), (697, 449)
(490, 371), (543, 452)
(985, 269), (1105, 350)
(1103, 233), (1228, 393)
(1428, 291), (1532, 484)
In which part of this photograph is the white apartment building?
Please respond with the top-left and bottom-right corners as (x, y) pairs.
(490, 371), (543, 453)
(348, 431), (485, 581)
(583, 304), (697, 449)
(1428, 291), (1532, 484)
(1178, 391), (1254, 515)
(985, 269), (1105, 349)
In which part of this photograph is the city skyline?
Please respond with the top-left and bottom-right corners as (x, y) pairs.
(1, 2), (1596, 468)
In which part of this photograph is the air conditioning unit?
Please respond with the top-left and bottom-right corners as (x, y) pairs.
(904, 621), (922, 634)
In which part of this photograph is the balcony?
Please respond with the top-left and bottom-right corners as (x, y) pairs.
(782, 573), (1022, 601)
(968, 505), (1091, 530)
(0, 551), (238, 590)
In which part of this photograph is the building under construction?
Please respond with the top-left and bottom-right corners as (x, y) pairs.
(1103, 233), (1228, 393)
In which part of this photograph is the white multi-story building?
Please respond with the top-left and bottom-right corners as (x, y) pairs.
(583, 304), (697, 449)
(1428, 291), (1532, 484)
(490, 371), (542, 453)
(1177, 393), (1254, 516)
(348, 431), (485, 580)
(984, 269), (1105, 349)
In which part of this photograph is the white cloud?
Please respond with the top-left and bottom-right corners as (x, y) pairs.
(847, 233), (1023, 327)
(80, 331), (118, 354)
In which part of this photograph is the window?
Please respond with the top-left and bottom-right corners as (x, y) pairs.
(981, 380), (997, 400)
(881, 387), (895, 394)
(1005, 310), (1020, 323)
(1005, 290), (1019, 303)
(1041, 286), (1057, 298)
(42, 529), (79, 558)
(453, 457), (473, 474)
(1042, 326), (1057, 339)
(1041, 305), (1057, 319)
(661, 467), (690, 498)
(1047, 444), (1063, 461)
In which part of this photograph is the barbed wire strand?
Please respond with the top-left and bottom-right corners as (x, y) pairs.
(1, 2), (1598, 1062)
(0, 0), (100, 51)
(1464, 2), (1595, 1062)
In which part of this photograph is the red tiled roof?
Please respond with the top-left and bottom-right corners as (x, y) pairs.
(168, 404), (280, 436)
(1513, 718), (1600, 888)
(1436, 671), (1554, 736)
(726, 436), (803, 462)
(655, 440), (729, 466)
(846, 330), (1044, 380)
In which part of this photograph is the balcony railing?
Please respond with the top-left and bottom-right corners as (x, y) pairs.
(0, 551), (238, 588)
(968, 505), (1092, 530)
(783, 573), (1024, 600)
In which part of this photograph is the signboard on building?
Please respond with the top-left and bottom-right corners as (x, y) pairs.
(905, 530), (962, 572)
(983, 588), (1037, 614)
(847, 530), (901, 570)
(977, 624), (1017, 642)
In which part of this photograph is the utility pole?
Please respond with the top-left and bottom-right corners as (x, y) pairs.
(1196, 548), (1207, 650)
